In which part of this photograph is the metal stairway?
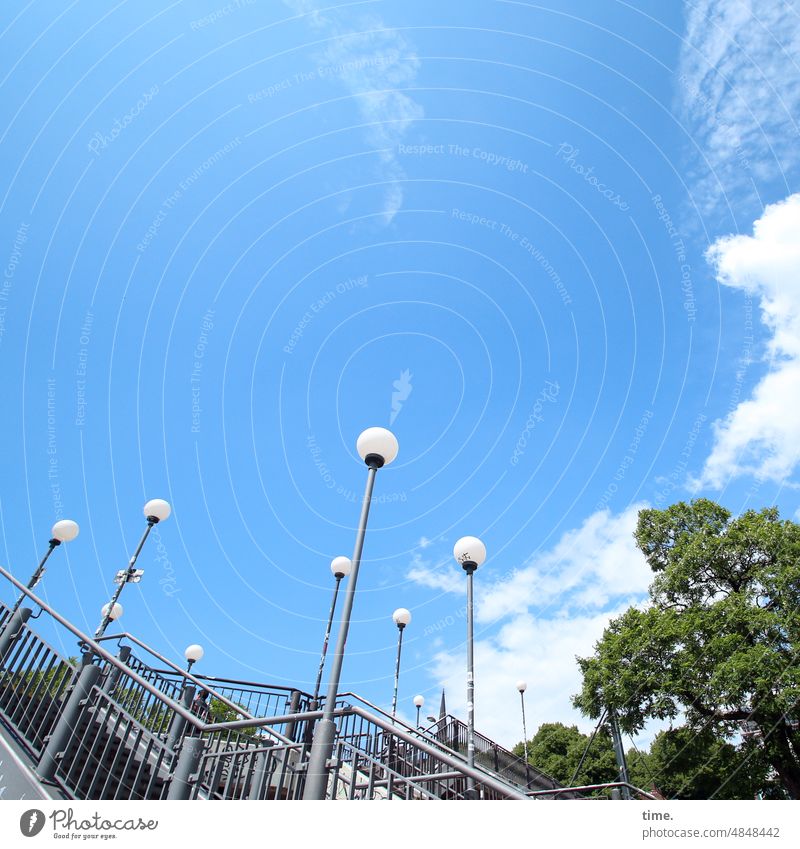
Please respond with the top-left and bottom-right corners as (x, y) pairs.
(0, 568), (565, 801)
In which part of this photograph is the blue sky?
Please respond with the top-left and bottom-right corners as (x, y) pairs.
(1, 0), (799, 749)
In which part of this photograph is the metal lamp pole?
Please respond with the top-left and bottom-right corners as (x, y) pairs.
(390, 608), (411, 719)
(454, 535), (487, 800)
(414, 695), (424, 728)
(95, 499), (170, 639)
(311, 557), (352, 706)
(6, 520), (79, 621)
(517, 679), (532, 787)
(303, 427), (398, 800)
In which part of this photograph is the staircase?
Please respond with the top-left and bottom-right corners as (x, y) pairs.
(0, 584), (566, 802)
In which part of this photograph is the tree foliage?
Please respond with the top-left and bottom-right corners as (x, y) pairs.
(514, 721), (619, 790)
(574, 500), (800, 798)
(627, 726), (776, 799)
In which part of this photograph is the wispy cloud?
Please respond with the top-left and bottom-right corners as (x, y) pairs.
(677, 1), (800, 213)
(699, 193), (800, 487)
(284, 1), (423, 223)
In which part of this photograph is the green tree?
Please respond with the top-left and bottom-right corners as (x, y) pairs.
(627, 726), (775, 799)
(513, 722), (618, 790)
(574, 500), (800, 798)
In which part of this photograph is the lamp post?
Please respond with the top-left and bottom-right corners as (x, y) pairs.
(414, 695), (425, 728)
(303, 426), (399, 800)
(311, 556), (352, 705)
(6, 519), (80, 621)
(95, 499), (170, 639)
(517, 679), (530, 766)
(453, 535), (486, 799)
(184, 644), (204, 673)
(390, 608), (411, 719)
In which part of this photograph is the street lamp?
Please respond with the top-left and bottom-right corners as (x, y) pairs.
(311, 556), (352, 705)
(185, 644), (204, 673)
(95, 499), (170, 639)
(390, 608), (411, 719)
(453, 534), (486, 798)
(303, 426), (398, 800)
(6, 519), (80, 621)
(100, 601), (123, 623)
(517, 680), (530, 766)
(414, 694), (425, 727)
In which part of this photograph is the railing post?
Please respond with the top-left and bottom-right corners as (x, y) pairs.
(166, 685), (196, 752)
(247, 742), (275, 799)
(38, 662), (101, 783)
(284, 689), (301, 741)
(167, 736), (205, 799)
(103, 645), (131, 694)
(0, 607), (31, 664)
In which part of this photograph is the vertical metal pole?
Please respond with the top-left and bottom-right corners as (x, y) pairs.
(95, 520), (155, 639)
(520, 690), (529, 763)
(0, 607), (32, 664)
(167, 736), (205, 799)
(303, 464), (377, 800)
(166, 685), (196, 751)
(103, 644), (131, 693)
(390, 624), (405, 719)
(608, 708), (631, 799)
(38, 662), (101, 782)
(416, 705), (421, 728)
(465, 564), (476, 797)
(312, 577), (342, 704)
(7, 541), (58, 620)
(284, 689), (302, 741)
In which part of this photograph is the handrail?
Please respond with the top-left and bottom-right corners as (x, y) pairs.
(0, 565), (292, 747)
(204, 705), (529, 800)
(94, 631), (260, 722)
(0, 566), (530, 799)
(527, 781), (658, 800)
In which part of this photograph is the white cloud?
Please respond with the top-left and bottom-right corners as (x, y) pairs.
(677, 1), (800, 211)
(430, 611), (628, 749)
(407, 550), (463, 595)
(479, 504), (651, 622)
(283, 2), (422, 223)
(424, 505), (653, 748)
(699, 193), (800, 487)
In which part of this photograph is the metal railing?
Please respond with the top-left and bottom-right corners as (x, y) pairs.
(0, 565), (529, 800)
(0, 614), (78, 757)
